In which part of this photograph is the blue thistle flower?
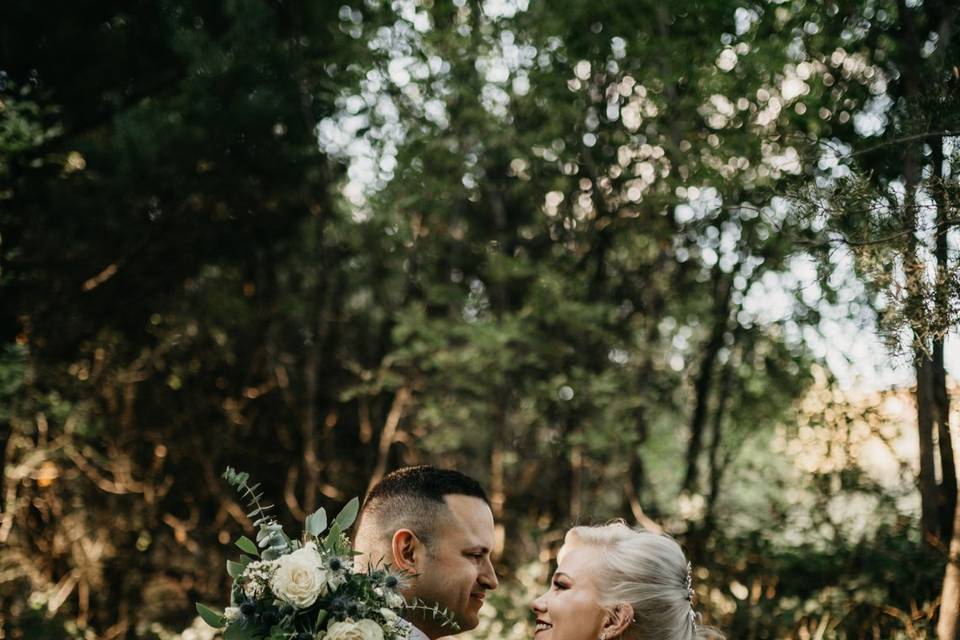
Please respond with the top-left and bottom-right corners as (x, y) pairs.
(329, 596), (349, 614)
(261, 606), (280, 626)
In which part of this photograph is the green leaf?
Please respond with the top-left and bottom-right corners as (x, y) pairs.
(316, 608), (328, 627)
(196, 603), (225, 628)
(305, 507), (328, 537)
(227, 558), (249, 579)
(333, 497), (360, 532)
(325, 521), (343, 552)
(236, 535), (259, 556)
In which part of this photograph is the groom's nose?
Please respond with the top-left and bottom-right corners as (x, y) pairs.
(478, 556), (499, 590)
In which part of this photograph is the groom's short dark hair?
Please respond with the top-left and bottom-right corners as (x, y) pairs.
(365, 465), (489, 505)
(354, 466), (489, 549)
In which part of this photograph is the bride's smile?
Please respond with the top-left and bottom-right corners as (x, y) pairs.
(531, 543), (609, 640)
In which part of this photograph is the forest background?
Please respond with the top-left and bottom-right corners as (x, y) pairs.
(2, 0), (960, 638)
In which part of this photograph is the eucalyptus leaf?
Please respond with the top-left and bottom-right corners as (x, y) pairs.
(227, 558), (249, 579)
(235, 536), (259, 557)
(325, 521), (343, 553)
(332, 497), (360, 532)
(305, 507), (328, 537)
(196, 603), (225, 628)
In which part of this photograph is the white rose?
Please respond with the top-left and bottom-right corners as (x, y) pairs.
(357, 618), (386, 640)
(327, 619), (385, 640)
(223, 607), (242, 623)
(270, 544), (329, 608)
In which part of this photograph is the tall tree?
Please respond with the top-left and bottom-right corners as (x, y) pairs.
(782, 0), (959, 633)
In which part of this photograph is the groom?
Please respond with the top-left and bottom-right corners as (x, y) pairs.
(352, 466), (499, 640)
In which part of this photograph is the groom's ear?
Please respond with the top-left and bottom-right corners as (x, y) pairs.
(391, 529), (421, 572)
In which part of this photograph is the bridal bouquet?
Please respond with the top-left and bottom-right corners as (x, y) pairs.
(196, 467), (429, 640)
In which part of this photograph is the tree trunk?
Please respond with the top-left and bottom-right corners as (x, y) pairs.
(893, 1), (940, 542)
(682, 266), (732, 494)
(931, 135), (956, 542)
(917, 351), (941, 542)
(938, 495), (960, 640)
(622, 416), (661, 532)
(365, 386), (411, 496)
(625, 315), (663, 529)
(301, 210), (326, 516)
(927, 23), (960, 628)
(703, 348), (736, 538)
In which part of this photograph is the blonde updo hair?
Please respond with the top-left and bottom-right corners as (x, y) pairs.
(564, 523), (723, 640)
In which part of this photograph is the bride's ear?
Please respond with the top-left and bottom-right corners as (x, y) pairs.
(391, 529), (421, 572)
(601, 603), (634, 639)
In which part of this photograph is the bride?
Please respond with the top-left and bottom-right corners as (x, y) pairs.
(531, 523), (723, 640)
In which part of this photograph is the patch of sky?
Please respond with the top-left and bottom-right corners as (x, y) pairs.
(390, 0), (431, 32)
(786, 36), (807, 61)
(743, 244), (960, 390)
(483, 0), (529, 20)
(853, 94), (892, 137)
(816, 139), (853, 184)
(611, 36), (627, 59)
(764, 145), (802, 175)
(673, 186), (722, 225)
(920, 31), (940, 58)
(387, 57), (413, 87)
(734, 7), (758, 36)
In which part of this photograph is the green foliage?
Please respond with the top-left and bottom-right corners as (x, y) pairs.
(305, 508), (328, 539)
(195, 603), (225, 629)
(223, 467), (274, 527)
(404, 599), (461, 634)
(706, 522), (942, 638)
(224, 466), (293, 560)
(226, 557), (250, 579)
(236, 536), (260, 557)
(332, 497), (360, 534)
